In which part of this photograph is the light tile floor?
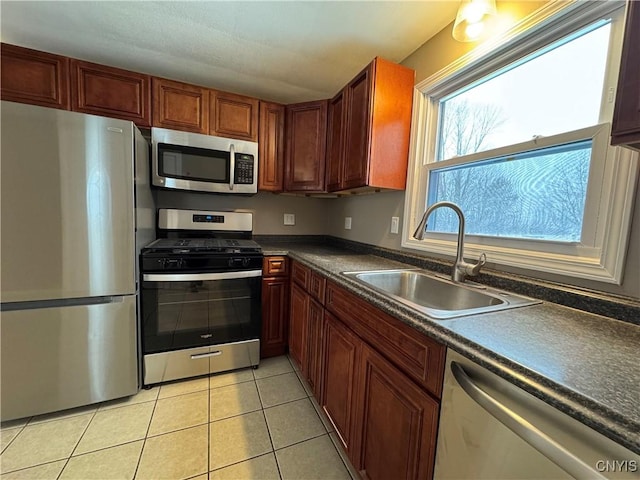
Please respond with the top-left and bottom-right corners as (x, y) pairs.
(0, 356), (357, 480)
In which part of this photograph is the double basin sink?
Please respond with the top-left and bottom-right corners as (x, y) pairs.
(342, 269), (540, 320)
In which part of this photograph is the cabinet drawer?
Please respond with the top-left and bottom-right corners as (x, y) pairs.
(325, 281), (445, 399)
(291, 261), (310, 289)
(309, 271), (326, 303)
(263, 256), (288, 277)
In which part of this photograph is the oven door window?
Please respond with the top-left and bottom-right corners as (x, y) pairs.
(158, 143), (230, 184)
(142, 275), (261, 354)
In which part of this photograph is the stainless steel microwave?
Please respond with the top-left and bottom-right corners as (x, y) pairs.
(151, 127), (258, 194)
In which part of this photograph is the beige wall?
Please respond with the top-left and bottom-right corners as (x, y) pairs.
(156, 191), (329, 235)
(403, 1), (547, 83)
(326, 191), (406, 250)
(326, 1), (640, 300)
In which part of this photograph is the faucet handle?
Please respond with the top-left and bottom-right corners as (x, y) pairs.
(465, 252), (487, 276)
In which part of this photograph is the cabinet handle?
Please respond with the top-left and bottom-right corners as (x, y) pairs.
(191, 351), (222, 359)
(451, 362), (607, 480)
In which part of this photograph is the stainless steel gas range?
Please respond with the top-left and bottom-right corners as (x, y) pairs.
(140, 209), (262, 385)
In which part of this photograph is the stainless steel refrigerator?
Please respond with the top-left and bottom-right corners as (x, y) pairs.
(0, 101), (154, 421)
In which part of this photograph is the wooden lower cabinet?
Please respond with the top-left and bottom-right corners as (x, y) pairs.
(260, 276), (289, 358)
(353, 344), (440, 480)
(321, 312), (361, 460)
(287, 262), (444, 479)
(305, 298), (324, 398)
(261, 256), (289, 358)
(288, 282), (309, 368)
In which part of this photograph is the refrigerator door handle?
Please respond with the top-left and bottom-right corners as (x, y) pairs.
(451, 361), (607, 480)
(1, 295), (126, 312)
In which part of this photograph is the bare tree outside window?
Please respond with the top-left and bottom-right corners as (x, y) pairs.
(429, 98), (591, 241)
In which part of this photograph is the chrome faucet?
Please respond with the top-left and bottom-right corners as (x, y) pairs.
(413, 201), (487, 283)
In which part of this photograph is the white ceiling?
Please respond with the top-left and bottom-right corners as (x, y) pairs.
(0, 1), (459, 104)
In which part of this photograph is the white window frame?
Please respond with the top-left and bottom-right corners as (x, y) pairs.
(402, 0), (638, 285)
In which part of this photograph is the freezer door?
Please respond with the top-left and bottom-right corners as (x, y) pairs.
(0, 296), (138, 421)
(1, 101), (136, 302)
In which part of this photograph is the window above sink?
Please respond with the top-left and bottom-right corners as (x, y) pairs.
(403, 1), (639, 285)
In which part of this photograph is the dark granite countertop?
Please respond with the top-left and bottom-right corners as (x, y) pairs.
(257, 240), (640, 454)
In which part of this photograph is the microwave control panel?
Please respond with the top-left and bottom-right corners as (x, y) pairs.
(234, 154), (255, 184)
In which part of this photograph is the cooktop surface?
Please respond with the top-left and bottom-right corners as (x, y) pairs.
(142, 238), (261, 254)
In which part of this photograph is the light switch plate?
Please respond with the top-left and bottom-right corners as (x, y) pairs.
(284, 213), (295, 226)
(344, 217), (352, 230)
(391, 216), (399, 234)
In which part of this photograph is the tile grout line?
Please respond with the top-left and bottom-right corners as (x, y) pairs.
(132, 393), (160, 480)
(207, 372), (211, 478)
(259, 402), (283, 480)
(1, 458), (65, 478)
(54, 407), (100, 480)
(0, 421), (29, 457)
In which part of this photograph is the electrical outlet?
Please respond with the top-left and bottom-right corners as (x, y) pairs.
(284, 213), (295, 226)
(391, 216), (399, 234)
(344, 217), (352, 230)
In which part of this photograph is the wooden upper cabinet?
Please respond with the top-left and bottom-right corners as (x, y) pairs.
(342, 65), (372, 190)
(284, 99), (328, 192)
(258, 101), (286, 191)
(327, 57), (414, 193)
(210, 90), (259, 141)
(326, 89), (346, 192)
(612, 0), (640, 149)
(152, 77), (209, 134)
(1, 43), (69, 110)
(70, 60), (150, 126)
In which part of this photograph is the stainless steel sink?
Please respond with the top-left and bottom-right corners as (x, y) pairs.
(342, 269), (540, 320)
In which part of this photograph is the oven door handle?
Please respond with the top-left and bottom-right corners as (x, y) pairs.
(143, 270), (262, 282)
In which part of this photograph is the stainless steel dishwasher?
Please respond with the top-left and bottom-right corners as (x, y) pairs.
(434, 350), (639, 479)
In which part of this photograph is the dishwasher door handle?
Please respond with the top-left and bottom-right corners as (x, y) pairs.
(451, 362), (607, 480)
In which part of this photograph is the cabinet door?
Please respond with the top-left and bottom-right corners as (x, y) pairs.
(210, 90), (259, 141)
(354, 344), (440, 480)
(152, 78), (209, 134)
(342, 64), (372, 190)
(326, 89), (346, 192)
(284, 100), (328, 192)
(1, 43), (69, 110)
(259, 101), (285, 192)
(612, 1), (640, 146)
(305, 298), (324, 398)
(70, 60), (150, 126)
(321, 312), (360, 460)
(289, 283), (309, 369)
(261, 277), (289, 358)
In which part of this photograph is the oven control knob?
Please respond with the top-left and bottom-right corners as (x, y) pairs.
(242, 258), (250, 267)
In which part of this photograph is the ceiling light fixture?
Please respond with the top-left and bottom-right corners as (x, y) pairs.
(452, 0), (498, 42)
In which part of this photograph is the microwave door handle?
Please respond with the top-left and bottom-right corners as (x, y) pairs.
(229, 144), (235, 191)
